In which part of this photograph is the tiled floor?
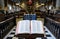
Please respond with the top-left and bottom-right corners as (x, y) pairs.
(3, 26), (56, 39)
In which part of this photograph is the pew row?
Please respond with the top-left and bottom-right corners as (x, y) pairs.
(0, 17), (16, 39)
(44, 17), (60, 39)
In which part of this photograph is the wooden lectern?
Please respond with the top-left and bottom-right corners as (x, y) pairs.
(14, 20), (46, 39)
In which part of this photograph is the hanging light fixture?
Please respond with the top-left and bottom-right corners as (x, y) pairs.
(41, 3), (45, 5)
(16, 3), (20, 5)
(35, 2), (41, 8)
(19, 2), (26, 9)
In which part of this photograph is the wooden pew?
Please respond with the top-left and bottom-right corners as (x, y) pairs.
(44, 17), (60, 39)
(0, 17), (16, 39)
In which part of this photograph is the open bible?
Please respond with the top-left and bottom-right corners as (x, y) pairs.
(15, 20), (44, 35)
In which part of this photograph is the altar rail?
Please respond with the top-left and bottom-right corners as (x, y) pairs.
(0, 17), (16, 39)
(44, 17), (60, 39)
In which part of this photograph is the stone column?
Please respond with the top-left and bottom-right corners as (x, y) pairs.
(56, 0), (60, 9)
(0, 0), (4, 9)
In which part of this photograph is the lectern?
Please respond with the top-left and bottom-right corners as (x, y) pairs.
(15, 20), (46, 39)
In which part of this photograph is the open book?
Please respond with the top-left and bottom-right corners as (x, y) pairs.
(15, 20), (44, 35)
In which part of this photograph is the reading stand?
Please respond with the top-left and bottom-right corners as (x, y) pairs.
(14, 20), (46, 39)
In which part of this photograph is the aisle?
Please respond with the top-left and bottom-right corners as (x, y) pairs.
(3, 26), (56, 39)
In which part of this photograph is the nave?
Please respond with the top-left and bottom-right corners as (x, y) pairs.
(0, 0), (60, 39)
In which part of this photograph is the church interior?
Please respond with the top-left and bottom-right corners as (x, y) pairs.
(0, 0), (60, 39)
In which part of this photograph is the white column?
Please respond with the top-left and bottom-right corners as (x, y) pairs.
(56, 0), (60, 9)
(0, 0), (4, 9)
